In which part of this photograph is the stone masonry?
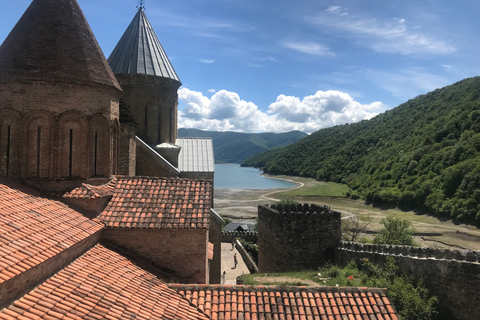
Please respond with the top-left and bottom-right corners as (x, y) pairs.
(258, 204), (341, 273)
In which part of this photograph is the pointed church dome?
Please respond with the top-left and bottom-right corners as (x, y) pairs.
(108, 8), (180, 82)
(0, 0), (121, 91)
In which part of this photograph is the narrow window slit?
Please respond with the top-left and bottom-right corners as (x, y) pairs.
(6, 126), (11, 177)
(69, 129), (73, 177)
(144, 105), (148, 144)
(36, 127), (41, 177)
(94, 131), (98, 176)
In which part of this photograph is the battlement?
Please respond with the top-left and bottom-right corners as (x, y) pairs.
(338, 241), (480, 264)
(221, 231), (258, 244)
(262, 203), (340, 216)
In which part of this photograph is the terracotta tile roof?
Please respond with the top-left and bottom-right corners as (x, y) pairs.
(62, 180), (117, 199)
(169, 284), (399, 320)
(0, 244), (210, 320)
(99, 177), (212, 229)
(0, 182), (103, 284)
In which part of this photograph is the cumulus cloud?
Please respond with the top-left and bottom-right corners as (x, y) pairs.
(178, 88), (383, 133)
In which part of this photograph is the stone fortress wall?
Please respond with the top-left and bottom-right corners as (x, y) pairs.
(257, 204), (341, 273)
(254, 202), (479, 320)
(336, 241), (480, 320)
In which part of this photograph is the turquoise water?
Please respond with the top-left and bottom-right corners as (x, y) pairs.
(214, 164), (297, 189)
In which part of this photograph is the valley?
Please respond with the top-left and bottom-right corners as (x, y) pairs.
(214, 175), (480, 251)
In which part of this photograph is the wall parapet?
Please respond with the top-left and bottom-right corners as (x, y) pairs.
(222, 231), (258, 243)
(338, 241), (480, 263)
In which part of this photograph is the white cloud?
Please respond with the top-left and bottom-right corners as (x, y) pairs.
(178, 88), (383, 133)
(208, 89), (216, 93)
(199, 59), (215, 64)
(282, 41), (334, 56)
(307, 7), (456, 55)
(366, 68), (451, 101)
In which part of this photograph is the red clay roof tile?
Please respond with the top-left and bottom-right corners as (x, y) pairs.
(169, 285), (399, 320)
(98, 177), (212, 229)
(0, 245), (210, 320)
(62, 180), (117, 199)
(0, 182), (103, 284)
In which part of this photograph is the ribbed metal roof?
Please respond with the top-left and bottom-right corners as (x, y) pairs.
(108, 8), (180, 81)
(176, 138), (215, 173)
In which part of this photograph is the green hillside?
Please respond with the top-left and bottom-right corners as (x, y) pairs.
(178, 128), (307, 164)
(242, 77), (480, 224)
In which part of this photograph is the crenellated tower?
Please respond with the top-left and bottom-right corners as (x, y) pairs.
(0, 0), (122, 189)
(258, 203), (341, 273)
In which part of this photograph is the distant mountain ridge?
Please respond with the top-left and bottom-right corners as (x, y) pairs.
(178, 128), (307, 164)
(242, 76), (480, 224)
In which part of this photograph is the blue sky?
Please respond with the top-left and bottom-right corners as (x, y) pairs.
(1, 0), (479, 133)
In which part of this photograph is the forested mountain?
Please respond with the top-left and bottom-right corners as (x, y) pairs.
(178, 128), (307, 164)
(242, 77), (480, 224)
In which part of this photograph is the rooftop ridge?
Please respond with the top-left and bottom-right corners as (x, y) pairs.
(168, 284), (388, 295)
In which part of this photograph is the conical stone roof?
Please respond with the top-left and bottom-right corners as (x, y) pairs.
(108, 8), (180, 82)
(0, 0), (121, 91)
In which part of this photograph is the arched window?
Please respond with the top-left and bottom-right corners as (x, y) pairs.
(24, 111), (54, 179)
(89, 114), (111, 178)
(0, 109), (20, 178)
(58, 111), (88, 179)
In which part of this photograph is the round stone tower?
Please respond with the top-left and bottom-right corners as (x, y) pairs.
(108, 6), (182, 146)
(258, 203), (342, 273)
(0, 0), (122, 189)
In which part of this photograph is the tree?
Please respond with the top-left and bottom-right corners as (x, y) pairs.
(373, 216), (417, 246)
(341, 213), (372, 242)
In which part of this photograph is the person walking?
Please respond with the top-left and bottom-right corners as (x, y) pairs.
(231, 238), (235, 250)
(233, 253), (238, 268)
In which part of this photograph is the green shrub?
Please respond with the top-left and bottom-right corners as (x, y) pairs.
(373, 216), (417, 246)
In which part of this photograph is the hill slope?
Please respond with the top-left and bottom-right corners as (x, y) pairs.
(178, 128), (307, 163)
(243, 77), (480, 224)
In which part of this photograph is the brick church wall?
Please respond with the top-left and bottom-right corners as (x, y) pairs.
(102, 228), (209, 284)
(115, 74), (180, 145)
(258, 204), (341, 273)
(118, 122), (136, 176)
(0, 83), (120, 186)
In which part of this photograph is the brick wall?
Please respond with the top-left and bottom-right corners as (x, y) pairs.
(115, 74), (181, 145)
(209, 217), (222, 284)
(336, 242), (480, 320)
(258, 204), (341, 273)
(102, 228), (209, 284)
(0, 82), (120, 187)
(135, 139), (178, 177)
(118, 122), (136, 176)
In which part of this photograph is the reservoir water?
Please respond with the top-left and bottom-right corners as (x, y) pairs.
(214, 164), (297, 189)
